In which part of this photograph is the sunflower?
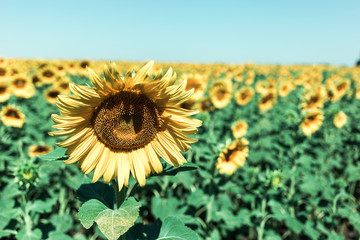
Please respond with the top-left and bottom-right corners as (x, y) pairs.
(301, 89), (325, 110)
(0, 81), (11, 102)
(356, 86), (360, 100)
(231, 120), (248, 139)
(195, 97), (214, 113)
(40, 66), (57, 84)
(330, 79), (350, 102)
(1, 105), (26, 128)
(235, 86), (254, 106)
(333, 111), (347, 128)
(10, 75), (35, 99)
(28, 144), (53, 158)
(300, 109), (324, 136)
(49, 61), (201, 190)
(278, 80), (294, 97)
(209, 79), (232, 109)
(45, 87), (62, 104)
(182, 73), (206, 102)
(216, 138), (249, 175)
(258, 91), (277, 112)
(0, 64), (9, 80)
(30, 73), (43, 87)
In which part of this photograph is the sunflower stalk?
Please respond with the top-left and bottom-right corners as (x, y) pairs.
(113, 180), (127, 209)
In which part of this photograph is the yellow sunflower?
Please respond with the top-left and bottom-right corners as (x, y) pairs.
(258, 91), (277, 112)
(333, 111), (347, 128)
(300, 109), (324, 136)
(1, 105), (26, 128)
(216, 138), (249, 175)
(231, 120), (248, 139)
(0, 64), (9, 80)
(49, 61), (201, 190)
(209, 79), (232, 109)
(0, 81), (11, 102)
(10, 75), (35, 99)
(278, 80), (294, 97)
(45, 87), (62, 104)
(235, 86), (254, 106)
(28, 144), (53, 158)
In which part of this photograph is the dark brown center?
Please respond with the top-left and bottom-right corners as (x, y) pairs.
(0, 68), (6, 76)
(92, 91), (163, 151)
(0, 86), (6, 94)
(14, 79), (26, 88)
(43, 70), (54, 78)
(48, 90), (60, 98)
(6, 109), (20, 119)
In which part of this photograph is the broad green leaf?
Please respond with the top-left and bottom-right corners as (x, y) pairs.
(78, 199), (108, 229)
(95, 197), (141, 240)
(77, 182), (115, 207)
(38, 147), (67, 161)
(157, 216), (198, 240)
(16, 227), (42, 240)
(285, 216), (303, 234)
(50, 214), (73, 233)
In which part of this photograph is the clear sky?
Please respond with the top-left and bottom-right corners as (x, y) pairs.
(0, 0), (359, 66)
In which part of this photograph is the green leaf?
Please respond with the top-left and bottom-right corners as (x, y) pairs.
(50, 214), (73, 233)
(285, 216), (303, 234)
(38, 147), (67, 161)
(78, 199), (108, 229)
(95, 197), (141, 240)
(152, 162), (198, 177)
(48, 232), (73, 240)
(157, 216), (198, 240)
(16, 227), (42, 240)
(77, 182), (115, 208)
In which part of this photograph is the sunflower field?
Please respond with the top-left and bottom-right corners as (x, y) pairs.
(0, 58), (360, 240)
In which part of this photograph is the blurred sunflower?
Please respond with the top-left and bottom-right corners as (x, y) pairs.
(195, 97), (214, 113)
(1, 105), (26, 128)
(0, 81), (11, 102)
(0, 65), (9, 80)
(278, 80), (294, 97)
(333, 111), (347, 128)
(216, 138), (249, 175)
(10, 75), (35, 99)
(231, 120), (248, 139)
(209, 79), (232, 109)
(301, 89), (325, 110)
(45, 87), (62, 104)
(258, 91), (277, 112)
(329, 79), (350, 102)
(28, 144), (53, 158)
(235, 86), (254, 106)
(30, 73), (43, 87)
(40, 66), (57, 84)
(182, 73), (206, 102)
(50, 61), (201, 190)
(300, 109), (324, 136)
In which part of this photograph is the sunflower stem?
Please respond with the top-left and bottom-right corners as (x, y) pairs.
(113, 181), (127, 209)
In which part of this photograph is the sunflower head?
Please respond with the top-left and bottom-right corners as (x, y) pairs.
(235, 86), (254, 106)
(0, 81), (11, 103)
(333, 111), (347, 128)
(258, 91), (277, 112)
(231, 120), (248, 139)
(300, 109), (324, 136)
(209, 79), (232, 109)
(50, 61), (201, 190)
(10, 75), (35, 99)
(216, 138), (249, 175)
(45, 87), (62, 104)
(1, 105), (26, 128)
(28, 144), (53, 158)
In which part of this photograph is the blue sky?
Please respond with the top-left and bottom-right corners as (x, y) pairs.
(0, 1), (359, 66)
